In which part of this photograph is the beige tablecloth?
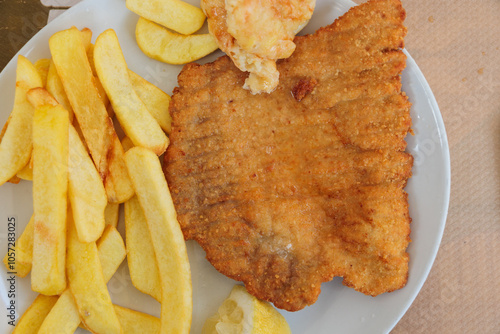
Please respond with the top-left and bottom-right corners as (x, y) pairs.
(1, 0), (499, 332)
(389, 0), (500, 332)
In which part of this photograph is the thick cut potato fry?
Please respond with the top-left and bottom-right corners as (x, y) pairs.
(68, 124), (107, 242)
(72, 119), (88, 152)
(1, 114), (21, 183)
(19, 87), (59, 182)
(12, 295), (58, 334)
(105, 201), (120, 228)
(87, 43), (111, 108)
(94, 29), (168, 155)
(3, 215), (34, 277)
(125, 195), (162, 302)
(0, 55), (42, 185)
(80, 27), (92, 52)
(32, 104), (69, 296)
(126, 0), (205, 35)
(37, 291), (80, 334)
(17, 159), (33, 180)
(129, 70), (172, 134)
(104, 132), (135, 203)
(50, 27), (133, 203)
(0, 115), (10, 141)
(86, 43), (111, 108)
(46, 60), (74, 120)
(87, 43), (97, 75)
(136, 17), (218, 65)
(106, 101), (115, 118)
(125, 147), (192, 334)
(23, 87), (65, 183)
(34, 58), (51, 87)
(114, 305), (161, 334)
(94, 78), (111, 110)
(38, 224), (126, 334)
(121, 136), (134, 152)
(66, 211), (122, 334)
(26, 86), (58, 107)
(17, 149), (34, 180)
(15, 56), (43, 87)
(96, 225), (127, 280)
(48, 37), (108, 116)
(8, 175), (21, 184)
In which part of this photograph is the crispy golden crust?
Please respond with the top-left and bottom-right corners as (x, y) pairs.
(202, 0), (315, 93)
(165, 0), (412, 311)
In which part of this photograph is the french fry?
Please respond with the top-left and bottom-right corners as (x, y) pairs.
(47, 27), (105, 116)
(114, 305), (161, 334)
(86, 43), (111, 108)
(129, 70), (172, 134)
(136, 17), (218, 65)
(95, 71), (110, 108)
(104, 133), (135, 203)
(19, 87), (58, 182)
(38, 224), (126, 334)
(105, 202), (120, 228)
(66, 210), (123, 334)
(21, 88), (61, 184)
(17, 145), (34, 181)
(94, 29), (169, 155)
(31, 104), (69, 296)
(3, 215), (34, 277)
(126, 0), (205, 35)
(0, 55), (42, 185)
(2, 113), (20, 183)
(121, 136), (135, 152)
(46, 60), (74, 121)
(87, 43), (97, 75)
(125, 147), (192, 334)
(16, 159), (33, 180)
(50, 27), (134, 203)
(96, 225), (127, 280)
(11, 295), (58, 334)
(125, 195), (162, 302)
(106, 101), (115, 118)
(37, 292), (80, 334)
(72, 118), (88, 152)
(0, 115), (10, 141)
(8, 175), (21, 184)
(68, 124), (107, 242)
(34, 58), (51, 87)
(80, 27), (93, 52)
(94, 67), (111, 108)
(26, 86), (58, 107)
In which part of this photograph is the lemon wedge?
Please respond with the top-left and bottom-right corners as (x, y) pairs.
(202, 285), (291, 334)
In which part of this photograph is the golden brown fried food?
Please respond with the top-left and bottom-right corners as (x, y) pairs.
(165, 0), (412, 311)
(202, 0), (315, 93)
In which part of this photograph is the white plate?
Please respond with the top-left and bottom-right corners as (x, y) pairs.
(0, 0), (450, 333)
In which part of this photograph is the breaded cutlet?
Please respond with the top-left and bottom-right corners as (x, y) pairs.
(165, 0), (412, 311)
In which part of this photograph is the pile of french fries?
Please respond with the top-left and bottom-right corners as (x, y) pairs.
(1, 24), (191, 334)
(126, 0), (219, 64)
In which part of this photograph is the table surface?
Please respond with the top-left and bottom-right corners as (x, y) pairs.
(1, 0), (499, 333)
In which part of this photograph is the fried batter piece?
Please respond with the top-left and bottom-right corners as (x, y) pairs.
(202, 0), (315, 93)
(165, 0), (412, 311)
